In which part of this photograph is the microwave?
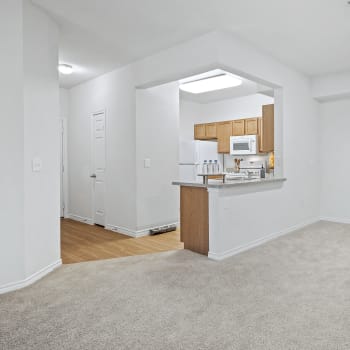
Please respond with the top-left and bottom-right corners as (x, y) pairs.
(230, 135), (257, 155)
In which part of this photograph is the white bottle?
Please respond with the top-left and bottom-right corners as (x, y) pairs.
(208, 160), (213, 174)
(214, 160), (219, 174)
(202, 160), (207, 174)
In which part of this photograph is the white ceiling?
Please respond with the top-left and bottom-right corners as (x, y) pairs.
(32, 0), (350, 89)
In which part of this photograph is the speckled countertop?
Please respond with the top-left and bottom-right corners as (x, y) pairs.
(172, 177), (286, 189)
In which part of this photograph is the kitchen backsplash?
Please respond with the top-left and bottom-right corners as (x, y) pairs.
(223, 153), (271, 171)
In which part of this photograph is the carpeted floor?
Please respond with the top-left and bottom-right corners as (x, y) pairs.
(1, 221), (350, 350)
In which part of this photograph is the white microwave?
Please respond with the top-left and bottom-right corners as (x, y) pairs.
(230, 135), (257, 155)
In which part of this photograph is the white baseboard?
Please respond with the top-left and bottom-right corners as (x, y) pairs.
(105, 222), (179, 238)
(67, 214), (94, 225)
(320, 216), (350, 224)
(208, 217), (319, 261)
(67, 214), (178, 238)
(0, 259), (62, 295)
(105, 224), (139, 237)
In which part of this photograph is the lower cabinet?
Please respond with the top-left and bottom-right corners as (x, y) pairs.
(180, 186), (209, 255)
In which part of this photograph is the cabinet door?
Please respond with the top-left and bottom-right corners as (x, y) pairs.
(260, 104), (274, 152)
(232, 120), (245, 136)
(245, 118), (259, 135)
(205, 123), (217, 139)
(194, 124), (206, 140)
(217, 121), (232, 153)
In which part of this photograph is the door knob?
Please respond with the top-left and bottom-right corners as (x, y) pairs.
(90, 174), (96, 178)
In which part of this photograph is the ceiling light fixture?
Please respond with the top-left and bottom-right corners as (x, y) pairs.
(179, 74), (242, 94)
(58, 64), (73, 75)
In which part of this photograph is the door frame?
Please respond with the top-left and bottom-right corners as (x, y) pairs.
(90, 109), (107, 226)
(60, 117), (69, 218)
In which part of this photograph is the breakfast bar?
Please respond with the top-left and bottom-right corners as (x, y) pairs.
(173, 177), (286, 260)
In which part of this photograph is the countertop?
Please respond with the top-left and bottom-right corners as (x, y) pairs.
(172, 177), (286, 189)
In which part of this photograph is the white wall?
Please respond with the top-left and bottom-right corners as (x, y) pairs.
(136, 30), (321, 237)
(312, 71), (350, 102)
(136, 82), (180, 230)
(68, 75), (180, 233)
(0, 0), (25, 287)
(193, 93), (273, 123)
(208, 32), (321, 251)
(0, 0), (60, 292)
(320, 98), (350, 222)
(23, 0), (60, 277)
(60, 88), (70, 118)
(68, 67), (137, 230)
(68, 31), (320, 249)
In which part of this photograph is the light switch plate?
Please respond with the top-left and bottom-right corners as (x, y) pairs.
(32, 157), (42, 172)
(144, 158), (151, 168)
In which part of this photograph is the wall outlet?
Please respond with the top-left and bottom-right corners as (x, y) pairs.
(144, 158), (151, 168)
(32, 157), (42, 172)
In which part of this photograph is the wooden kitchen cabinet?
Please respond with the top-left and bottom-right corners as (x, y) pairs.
(232, 120), (245, 136)
(193, 104), (274, 152)
(245, 118), (259, 135)
(259, 104), (274, 152)
(194, 124), (206, 139)
(205, 123), (217, 139)
(194, 123), (217, 140)
(180, 186), (209, 255)
(217, 121), (232, 153)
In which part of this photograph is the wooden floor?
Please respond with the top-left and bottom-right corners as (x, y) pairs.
(61, 219), (184, 264)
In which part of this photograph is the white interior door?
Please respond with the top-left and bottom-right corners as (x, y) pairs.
(91, 111), (106, 226)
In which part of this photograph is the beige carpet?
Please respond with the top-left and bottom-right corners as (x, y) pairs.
(1, 221), (350, 350)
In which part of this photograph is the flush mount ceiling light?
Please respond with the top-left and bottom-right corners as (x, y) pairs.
(179, 73), (242, 94)
(58, 64), (73, 75)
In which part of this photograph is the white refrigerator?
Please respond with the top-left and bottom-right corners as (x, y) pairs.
(178, 140), (220, 182)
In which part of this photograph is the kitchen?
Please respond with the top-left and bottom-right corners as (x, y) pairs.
(174, 69), (286, 259)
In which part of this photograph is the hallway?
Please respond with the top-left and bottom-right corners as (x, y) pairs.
(61, 219), (183, 264)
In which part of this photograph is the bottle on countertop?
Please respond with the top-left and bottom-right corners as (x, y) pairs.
(202, 160), (208, 174)
(260, 165), (266, 179)
(214, 160), (220, 174)
(208, 160), (213, 174)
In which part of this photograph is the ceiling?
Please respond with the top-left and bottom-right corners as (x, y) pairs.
(180, 70), (273, 104)
(32, 0), (350, 89)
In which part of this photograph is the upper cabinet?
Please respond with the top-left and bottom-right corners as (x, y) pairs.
(194, 123), (217, 140)
(194, 124), (206, 139)
(245, 118), (259, 135)
(205, 123), (217, 139)
(216, 121), (233, 153)
(232, 120), (245, 136)
(193, 104), (274, 153)
(260, 104), (274, 153)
